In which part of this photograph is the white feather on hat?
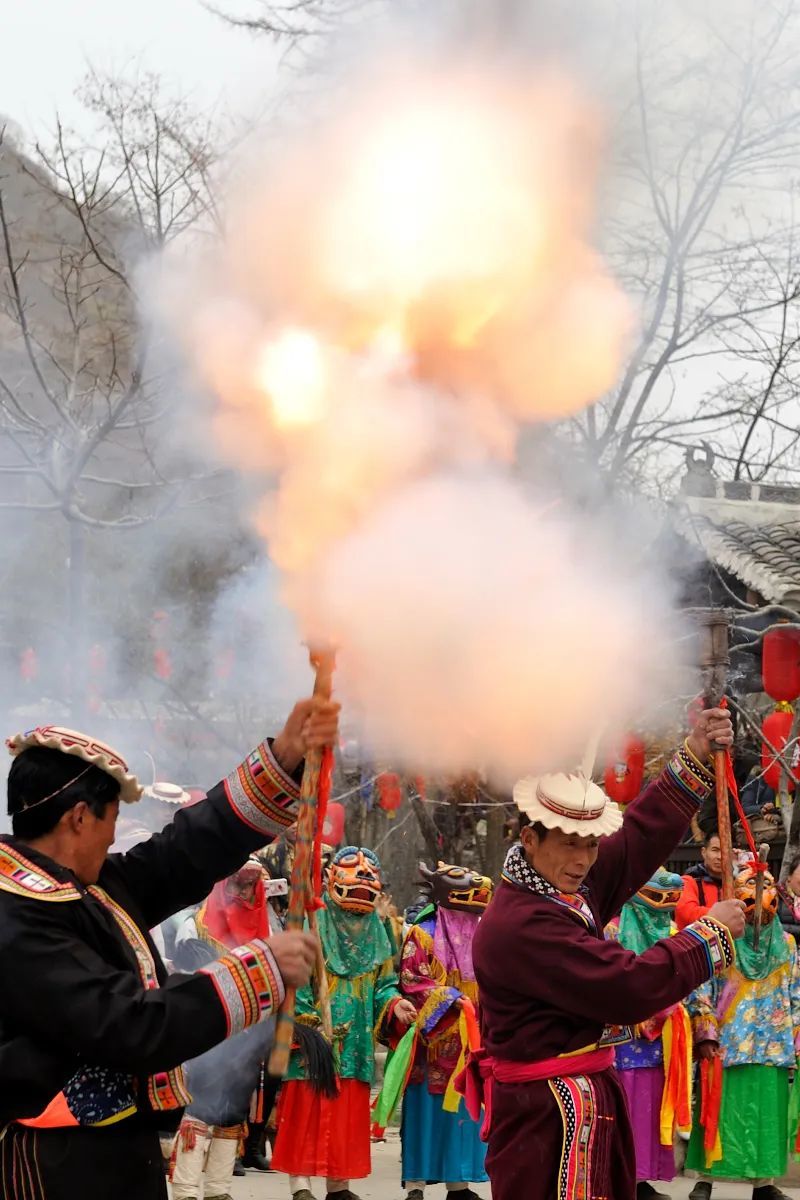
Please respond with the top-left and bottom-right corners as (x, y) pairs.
(513, 771), (622, 838)
(7, 725), (143, 804)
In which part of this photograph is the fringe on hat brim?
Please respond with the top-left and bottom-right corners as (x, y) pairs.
(7, 727), (142, 804)
(513, 788), (623, 838)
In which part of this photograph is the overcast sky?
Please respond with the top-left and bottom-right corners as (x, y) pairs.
(1, 0), (279, 137)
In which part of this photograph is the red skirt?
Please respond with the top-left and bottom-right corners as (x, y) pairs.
(271, 1079), (371, 1179)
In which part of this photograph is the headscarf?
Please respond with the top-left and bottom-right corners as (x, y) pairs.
(734, 915), (791, 981)
(617, 868), (683, 955)
(199, 861), (269, 950)
(316, 891), (392, 977)
(432, 907), (480, 981)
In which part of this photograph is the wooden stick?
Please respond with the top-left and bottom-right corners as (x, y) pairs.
(715, 747), (735, 901)
(268, 649), (335, 1077)
(698, 609), (735, 902)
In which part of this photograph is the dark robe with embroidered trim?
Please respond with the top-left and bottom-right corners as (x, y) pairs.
(472, 757), (727, 1200)
(0, 741), (301, 1200)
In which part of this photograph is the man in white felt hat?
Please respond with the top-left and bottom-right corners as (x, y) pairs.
(0, 697), (338, 1200)
(469, 708), (746, 1200)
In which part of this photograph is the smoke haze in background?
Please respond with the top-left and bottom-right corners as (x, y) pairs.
(6, 0), (760, 832)
(150, 41), (692, 786)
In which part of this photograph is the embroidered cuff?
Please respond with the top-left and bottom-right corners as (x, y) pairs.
(200, 939), (285, 1037)
(417, 985), (462, 1036)
(685, 916), (735, 978)
(692, 1015), (719, 1045)
(224, 738), (302, 838)
(664, 744), (715, 812)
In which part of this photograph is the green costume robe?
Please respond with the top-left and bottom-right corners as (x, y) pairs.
(287, 896), (401, 1083)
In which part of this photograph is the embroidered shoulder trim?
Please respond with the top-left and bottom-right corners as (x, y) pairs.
(0, 842), (81, 901)
(200, 940), (284, 1037)
(224, 740), (301, 838)
(88, 885), (191, 1112)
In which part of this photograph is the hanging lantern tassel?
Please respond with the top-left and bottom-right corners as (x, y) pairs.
(269, 648), (336, 1077)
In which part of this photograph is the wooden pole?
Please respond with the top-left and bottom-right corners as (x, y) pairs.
(268, 648), (335, 1077)
(714, 749), (735, 901)
(698, 610), (735, 901)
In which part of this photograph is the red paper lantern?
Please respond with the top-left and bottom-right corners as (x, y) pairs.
(19, 646), (38, 684)
(761, 706), (800, 791)
(322, 801), (345, 845)
(88, 643), (107, 677)
(153, 647), (172, 681)
(762, 627), (800, 703)
(376, 772), (403, 818)
(603, 736), (645, 806)
(215, 648), (235, 681)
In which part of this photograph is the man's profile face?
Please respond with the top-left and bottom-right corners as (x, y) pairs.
(702, 835), (722, 880)
(74, 798), (120, 885)
(521, 825), (600, 894)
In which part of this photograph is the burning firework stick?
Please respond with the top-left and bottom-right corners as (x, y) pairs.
(269, 648), (336, 1077)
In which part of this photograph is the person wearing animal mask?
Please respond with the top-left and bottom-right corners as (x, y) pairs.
(396, 861), (493, 1200)
(685, 861), (800, 1200)
(271, 847), (416, 1200)
(606, 868), (689, 1200)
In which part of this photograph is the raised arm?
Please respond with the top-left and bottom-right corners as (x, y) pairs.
(107, 697), (339, 930)
(590, 708), (732, 926)
(589, 747), (712, 926)
(109, 739), (301, 930)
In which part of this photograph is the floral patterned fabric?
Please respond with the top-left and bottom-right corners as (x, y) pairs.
(688, 929), (800, 1068)
(400, 909), (479, 1094)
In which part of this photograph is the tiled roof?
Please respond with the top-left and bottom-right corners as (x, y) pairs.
(676, 495), (800, 607)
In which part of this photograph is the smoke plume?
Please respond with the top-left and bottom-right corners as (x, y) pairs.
(154, 53), (687, 785)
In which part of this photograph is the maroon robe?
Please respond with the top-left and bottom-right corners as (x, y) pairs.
(473, 751), (731, 1200)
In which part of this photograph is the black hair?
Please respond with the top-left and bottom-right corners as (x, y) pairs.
(8, 747), (120, 840)
(517, 812), (549, 841)
(702, 829), (720, 847)
(789, 853), (800, 877)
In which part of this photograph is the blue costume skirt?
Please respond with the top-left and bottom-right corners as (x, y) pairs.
(401, 1081), (488, 1185)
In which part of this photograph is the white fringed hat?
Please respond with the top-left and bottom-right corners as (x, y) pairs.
(513, 771), (623, 838)
(7, 725), (143, 804)
(142, 781), (192, 807)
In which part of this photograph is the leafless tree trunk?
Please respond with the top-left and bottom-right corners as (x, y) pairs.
(0, 76), (225, 719)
